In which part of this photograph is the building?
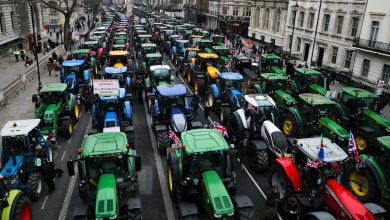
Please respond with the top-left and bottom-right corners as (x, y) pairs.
(248, 0), (289, 53)
(285, 0), (366, 76)
(183, 0), (197, 22)
(352, 0), (390, 93)
(205, 0), (251, 34)
(195, 0), (209, 26)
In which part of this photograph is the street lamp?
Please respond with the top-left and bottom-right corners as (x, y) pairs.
(28, 0), (42, 90)
(289, 1), (299, 58)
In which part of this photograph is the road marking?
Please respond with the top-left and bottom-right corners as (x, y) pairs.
(142, 96), (175, 220)
(67, 136), (72, 144)
(53, 151), (58, 160)
(41, 195), (49, 209)
(61, 151), (67, 161)
(74, 123), (77, 129)
(58, 117), (90, 220)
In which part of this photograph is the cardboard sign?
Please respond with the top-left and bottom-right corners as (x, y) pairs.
(103, 127), (121, 133)
(93, 79), (119, 96)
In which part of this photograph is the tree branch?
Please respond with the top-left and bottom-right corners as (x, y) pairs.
(41, 0), (66, 15)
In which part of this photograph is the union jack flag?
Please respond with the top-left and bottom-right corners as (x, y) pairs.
(213, 122), (228, 138)
(348, 131), (359, 170)
(306, 158), (319, 168)
(248, 103), (256, 111)
(169, 129), (181, 146)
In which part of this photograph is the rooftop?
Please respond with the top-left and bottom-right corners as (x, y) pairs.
(40, 83), (67, 93)
(181, 129), (229, 154)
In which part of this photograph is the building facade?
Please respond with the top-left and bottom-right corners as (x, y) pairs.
(285, 0), (366, 75)
(183, 0), (197, 22)
(248, 0), (288, 53)
(352, 0), (390, 92)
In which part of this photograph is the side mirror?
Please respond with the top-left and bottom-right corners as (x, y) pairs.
(134, 156), (141, 172)
(67, 161), (75, 176)
(32, 94), (38, 103)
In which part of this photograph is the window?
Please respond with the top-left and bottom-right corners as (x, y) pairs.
(297, 37), (301, 51)
(245, 7), (251, 17)
(350, 17), (359, 37)
(0, 13), (4, 32)
(308, 13), (315, 29)
(49, 19), (57, 24)
(299, 12), (305, 27)
(369, 21), (380, 47)
(10, 12), (15, 30)
(331, 47), (338, 64)
(291, 10), (296, 26)
(233, 7), (238, 16)
(361, 59), (370, 77)
(273, 9), (281, 33)
(336, 16), (344, 34)
(255, 8), (260, 27)
(344, 50), (353, 69)
(264, 8), (270, 30)
(383, 64), (390, 85)
(323, 14), (330, 32)
(222, 6), (227, 15)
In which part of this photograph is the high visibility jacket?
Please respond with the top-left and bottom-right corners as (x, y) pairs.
(20, 49), (26, 55)
(13, 50), (20, 55)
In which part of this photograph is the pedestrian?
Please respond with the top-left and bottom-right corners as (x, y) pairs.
(47, 56), (54, 76)
(136, 79), (144, 103)
(13, 48), (20, 62)
(282, 196), (301, 220)
(330, 71), (336, 85)
(41, 158), (63, 193)
(24, 55), (33, 67)
(58, 55), (64, 66)
(18, 48), (26, 61)
(204, 101), (211, 126)
(252, 44), (257, 55)
(56, 32), (59, 41)
(52, 51), (58, 61)
(191, 92), (200, 121)
(304, 63), (309, 68)
(266, 185), (280, 209)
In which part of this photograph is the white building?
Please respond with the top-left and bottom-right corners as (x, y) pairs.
(285, 0), (366, 75)
(352, 0), (390, 92)
(248, 0), (289, 53)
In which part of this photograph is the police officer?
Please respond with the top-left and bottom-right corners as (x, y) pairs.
(13, 48), (20, 62)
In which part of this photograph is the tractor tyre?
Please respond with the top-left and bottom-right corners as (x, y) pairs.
(26, 173), (44, 200)
(248, 148), (269, 173)
(282, 112), (299, 137)
(128, 208), (142, 220)
(181, 215), (200, 220)
(235, 206), (256, 220)
(270, 164), (293, 200)
(62, 120), (73, 138)
(127, 131), (135, 149)
(167, 152), (181, 202)
(195, 77), (205, 95)
(186, 68), (193, 85)
(73, 101), (80, 122)
(221, 107), (231, 125)
(78, 184), (90, 202)
(157, 131), (170, 154)
(345, 164), (380, 203)
(354, 130), (375, 154)
(10, 193), (31, 220)
(208, 89), (217, 110)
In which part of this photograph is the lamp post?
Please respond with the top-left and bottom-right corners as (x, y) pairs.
(289, 1), (299, 58)
(28, 0), (42, 90)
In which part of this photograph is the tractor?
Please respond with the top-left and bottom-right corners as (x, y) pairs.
(32, 83), (80, 138)
(334, 87), (390, 154)
(181, 47), (199, 73)
(0, 119), (53, 201)
(208, 72), (245, 115)
(149, 85), (195, 154)
(211, 46), (231, 68)
(231, 56), (261, 92)
(135, 34), (152, 51)
(171, 39), (189, 66)
(197, 39), (213, 53)
(60, 60), (93, 94)
(260, 54), (283, 73)
(167, 129), (256, 219)
(187, 52), (219, 95)
(71, 49), (98, 74)
(104, 66), (133, 93)
(211, 34), (225, 47)
(137, 43), (157, 60)
(140, 53), (163, 77)
(189, 35), (203, 46)
(66, 132), (142, 220)
(107, 50), (129, 68)
(81, 40), (106, 70)
(145, 65), (174, 93)
(294, 68), (327, 96)
(0, 189), (31, 220)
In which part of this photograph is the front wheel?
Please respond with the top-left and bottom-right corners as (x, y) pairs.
(282, 112), (299, 137)
(157, 130), (169, 154)
(27, 173), (43, 200)
(270, 164), (293, 200)
(345, 165), (380, 203)
(248, 149), (269, 173)
(10, 193), (31, 220)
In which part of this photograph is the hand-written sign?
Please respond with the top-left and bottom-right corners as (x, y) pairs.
(93, 79), (119, 96)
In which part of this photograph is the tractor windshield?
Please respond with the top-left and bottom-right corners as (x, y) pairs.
(262, 79), (286, 92)
(186, 150), (227, 177)
(41, 91), (64, 104)
(74, 53), (89, 61)
(148, 57), (162, 66)
(144, 46), (157, 54)
(224, 80), (241, 91)
(177, 42), (189, 49)
(341, 92), (375, 113)
(86, 155), (129, 182)
(203, 58), (218, 69)
(109, 56), (127, 66)
(153, 68), (169, 77)
(187, 51), (197, 60)
(64, 66), (80, 76)
(2, 136), (28, 155)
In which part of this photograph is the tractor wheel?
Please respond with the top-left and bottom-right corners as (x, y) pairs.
(167, 152), (180, 202)
(220, 107), (231, 125)
(10, 193), (31, 220)
(208, 89), (216, 110)
(195, 77), (205, 95)
(270, 164), (293, 200)
(150, 112), (155, 131)
(62, 120), (73, 138)
(157, 131), (170, 154)
(73, 101), (80, 121)
(248, 148), (269, 173)
(26, 173), (44, 200)
(127, 131), (135, 149)
(128, 208), (142, 220)
(354, 130), (375, 154)
(186, 68), (192, 84)
(282, 112), (299, 137)
(346, 164), (380, 203)
(78, 184), (89, 202)
(235, 206), (256, 220)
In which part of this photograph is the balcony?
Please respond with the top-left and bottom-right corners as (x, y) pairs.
(353, 38), (390, 55)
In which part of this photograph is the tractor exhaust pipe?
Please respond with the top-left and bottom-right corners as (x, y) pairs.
(11, 154), (16, 166)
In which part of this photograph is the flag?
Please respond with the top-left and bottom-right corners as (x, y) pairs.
(248, 103), (256, 110)
(224, 37), (228, 46)
(213, 121), (228, 137)
(318, 134), (325, 163)
(306, 158), (319, 168)
(348, 131), (359, 161)
(169, 129), (181, 146)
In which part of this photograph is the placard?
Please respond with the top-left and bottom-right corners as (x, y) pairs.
(93, 79), (119, 96)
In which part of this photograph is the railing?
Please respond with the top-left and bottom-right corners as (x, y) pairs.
(353, 38), (390, 55)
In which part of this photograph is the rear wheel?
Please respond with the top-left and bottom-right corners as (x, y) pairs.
(167, 152), (180, 201)
(270, 164), (293, 200)
(10, 193), (31, 220)
(128, 208), (142, 220)
(282, 112), (299, 137)
(27, 173), (43, 200)
(157, 131), (169, 154)
(346, 165), (380, 203)
(248, 149), (269, 173)
(355, 130), (374, 154)
(73, 101), (80, 121)
(62, 120), (73, 138)
(236, 206), (256, 220)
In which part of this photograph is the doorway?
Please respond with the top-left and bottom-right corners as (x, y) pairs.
(317, 47), (324, 67)
(304, 43), (310, 61)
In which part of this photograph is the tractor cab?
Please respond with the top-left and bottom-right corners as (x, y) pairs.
(145, 65), (174, 93)
(244, 94), (278, 126)
(295, 68), (326, 95)
(61, 60), (91, 94)
(172, 39), (189, 58)
(138, 43), (157, 60)
(108, 51), (128, 67)
(82, 40), (106, 69)
(72, 49), (97, 74)
(104, 66), (132, 92)
(197, 39), (213, 53)
(189, 35), (203, 46)
(190, 53), (219, 94)
(260, 54), (283, 73)
(112, 44), (127, 51)
(211, 46), (231, 67)
(183, 47), (199, 63)
(136, 34), (152, 49)
(232, 56), (261, 83)
(211, 35), (225, 47)
(114, 31), (128, 41)
(143, 53), (163, 74)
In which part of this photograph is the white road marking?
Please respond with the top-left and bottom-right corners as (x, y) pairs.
(74, 123), (77, 129)
(61, 151), (67, 161)
(67, 136), (72, 144)
(53, 151), (58, 160)
(41, 195), (49, 209)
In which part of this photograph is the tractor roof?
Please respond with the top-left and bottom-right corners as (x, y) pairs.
(260, 73), (287, 80)
(296, 137), (348, 162)
(191, 35), (203, 38)
(1, 119), (41, 137)
(72, 49), (90, 54)
(113, 44), (126, 48)
(299, 93), (336, 105)
(377, 136), (390, 150)
(138, 34), (152, 38)
(295, 68), (321, 75)
(175, 39), (189, 43)
(261, 54), (280, 59)
(40, 83), (67, 93)
(218, 72), (243, 81)
(341, 87), (377, 98)
(82, 132), (130, 157)
(212, 34), (224, 37)
(199, 39), (212, 43)
(157, 84), (186, 96)
(244, 94), (276, 107)
(181, 129), (229, 154)
(212, 46), (228, 50)
(105, 66), (128, 74)
(141, 43), (156, 47)
(115, 32), (126, 35)
(146, 53), (162, 58)
(109, 50), (128, 56)
(62, 60), (85, 67)
(150, 65), (171, 71)
(83, 41), (99, 45)
(198, 53), (218, 59)
(186, 47), (199, 51)
(93, 31), (106, 34)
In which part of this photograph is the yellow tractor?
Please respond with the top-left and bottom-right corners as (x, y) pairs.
(107, 50), (128, 68)
(187, 52), (219, 95)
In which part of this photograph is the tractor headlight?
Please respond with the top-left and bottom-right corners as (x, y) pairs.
(213, 213), (223, 218)
(3, 177), (16, 186)
(227, 212), (234, 216)
(109, 215), (117, 219)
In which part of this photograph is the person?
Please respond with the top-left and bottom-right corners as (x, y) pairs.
(13, 48), (20, 62)
(191, 92), (200, 121)
(330, 71), (336, 85)
(56, 32), (59, 41)
(58, 55), (64, 66)
(20, 49), (26, 61)
(266, 185), (280, 208)
(282, 196), (301, 219)
(204, 101), (211, 125)
(304, 63), (309, 68)
(41, 158), (63, 193)
(47, 57), (53, 76)
(52, 51), (58, 61)
(136, 79), (144, 103)
(252, 44), (257, 55)
(47, 130), (57, 149)
(24, 55), (33, 67)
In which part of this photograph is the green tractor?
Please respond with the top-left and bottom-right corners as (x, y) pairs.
(72, 49), (98, 75)
(67, 132), (142, 219)
(260, 54), (283, 73)
(137, 43), (157, 61)
(167, 129), (256, 219)
(197, 39), (213, 53)
(145, 65), (175, 93)
(32, 83), (80, 137)
(281, 93), (349, 145)
(211, 46), (231, 67)
(345, 136), (390, 208)
(140, 53), (163, 77)
(211, 34), (225, 47)
(294, 68), (327, 96)
(335, 87), (390, 153)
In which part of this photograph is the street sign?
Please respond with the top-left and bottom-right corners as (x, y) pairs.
(93, 79), (119, 96)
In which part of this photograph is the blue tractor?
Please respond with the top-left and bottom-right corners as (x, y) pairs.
(208, 72), (245, 120)
(104, 66), (133, 93)
(149, 84), (201, 154)
(60, 60), (92, 94)
(0, 119), (53, 201)
(91, 83), (134, 147)
(171, 39), (189, 66)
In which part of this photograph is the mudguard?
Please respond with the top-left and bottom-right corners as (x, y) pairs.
(287, 107), (304, 135)
(155, 125), (166, 132)
(1, 189), (23, 219)
(233, 195), (254, 208)
(210, 84), (220, 98)
(319, 117), (349, 141)
(359, 155), (387, 191)
(123, 100), (132, 121)
(127, 197), (141, 210)
(73, 203), (88, 218)
(309, 83), (327, 96)
(275, 157), (302, 193)
(248, 140), (268, 150)
(83, 69), (90, 82)
(229, 90), (244, 108)
(68, 94), (76, 110)
(252, 84), (263, 94)
(178, 202), (198, 218)
(275, 90), (296, 106)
